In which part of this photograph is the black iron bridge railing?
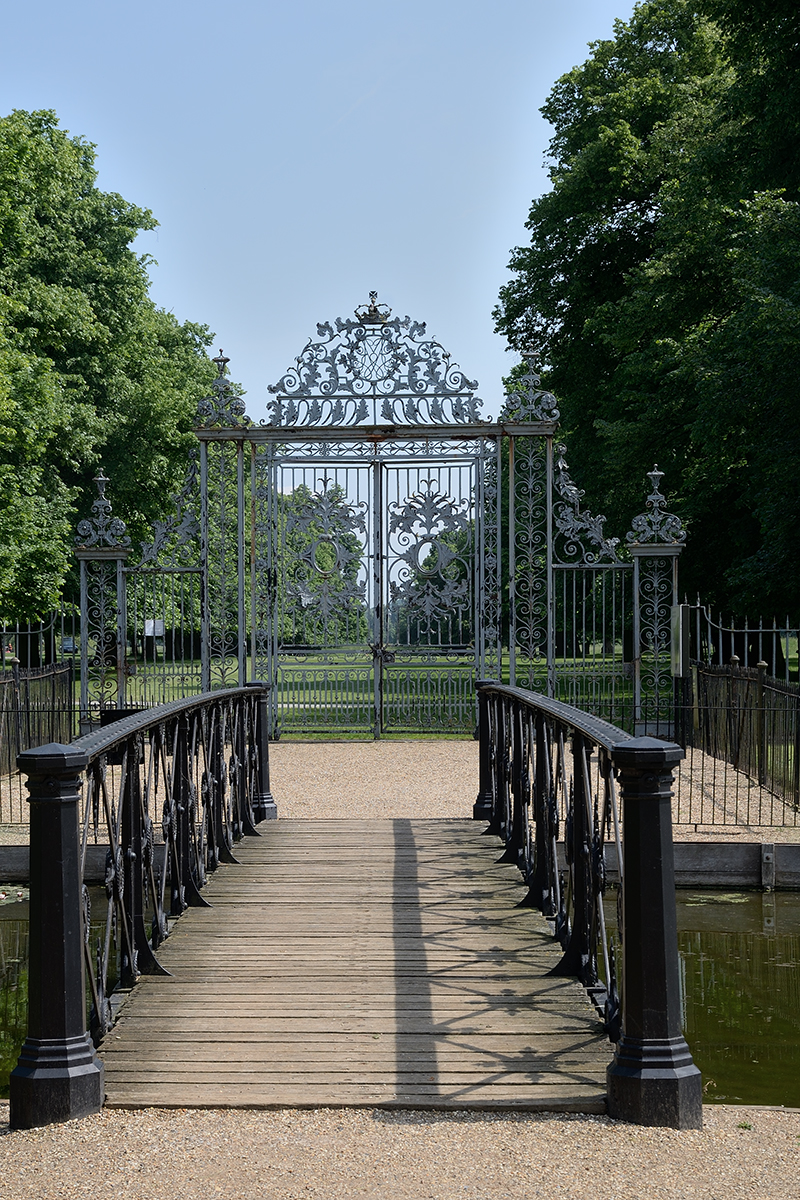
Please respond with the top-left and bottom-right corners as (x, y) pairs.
(474, 680), (703, 1128)
(11, 679), (701, 1130)
(9, 684), (275, 1130)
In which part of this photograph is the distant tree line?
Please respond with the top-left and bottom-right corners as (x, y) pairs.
(495, 0), (800, 618)
(0, 109), (215, 620)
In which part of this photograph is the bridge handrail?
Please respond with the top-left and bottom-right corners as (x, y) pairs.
(10, 683), (276, 1130)
(71, 685), (267, 761)
(474, 680), (703, 1128)
(475, 681), (636, 753)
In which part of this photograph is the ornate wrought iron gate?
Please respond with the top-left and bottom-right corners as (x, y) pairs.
(252, 435), (497, 735)
(74, 294), (687, 737)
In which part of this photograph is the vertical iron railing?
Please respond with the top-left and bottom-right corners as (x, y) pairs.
(10, 683), (275, 1129)
(0, 661), (77, 823)
(667, 658), (800, 826)
(475, 680), (702, 1128)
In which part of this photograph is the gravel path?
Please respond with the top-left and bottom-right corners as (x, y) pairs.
(268, 739), (479, 819)
(1, 1102), (798, 1198)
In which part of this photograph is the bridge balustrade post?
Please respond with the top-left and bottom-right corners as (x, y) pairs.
(212, 702), (238, 866)
(499, 701), (527, 866)
(607, 737), (703, 1128)
(550, 732), (593, 982)
(174, 713), (209, 909)
(473, 681), (494, 820)
(527, 712), (553, 913)
(10, 744), (104, 1129)
(246, 681), (277, 821)
(234, 693), (259, 837)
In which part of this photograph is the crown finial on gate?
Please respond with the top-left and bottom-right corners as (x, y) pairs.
(355, 291), (391, 325)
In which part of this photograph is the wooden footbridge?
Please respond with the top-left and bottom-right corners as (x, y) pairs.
(102, 819), (608, 1110)
(11, 684), (703, 1130)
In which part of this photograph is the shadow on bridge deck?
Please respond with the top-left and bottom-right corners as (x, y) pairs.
(101, 819), (609, 1110)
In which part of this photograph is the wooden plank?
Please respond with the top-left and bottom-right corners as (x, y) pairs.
(101, 819), (610, 1111)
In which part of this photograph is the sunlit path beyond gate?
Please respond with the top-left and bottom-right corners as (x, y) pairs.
(102, 820), (609, 1110)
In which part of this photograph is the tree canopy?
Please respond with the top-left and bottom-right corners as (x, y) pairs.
(0, 109), (215, 619)
(495, 0), (800, 617)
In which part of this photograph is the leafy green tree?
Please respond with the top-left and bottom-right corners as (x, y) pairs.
(0, 311), (77, 617)
(495, 1), (800, 616)
(0, 109), (215, 618)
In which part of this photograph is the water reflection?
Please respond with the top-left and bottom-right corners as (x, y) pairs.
(0, 899), (28, 1099)
(676, 891), (800, 1107)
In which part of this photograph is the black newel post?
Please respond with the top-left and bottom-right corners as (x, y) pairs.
(473, 681), (494, 820)
(10, 744), (105, 1129)
(246, 682), (277, 822)
(607, 737), (703, 1129)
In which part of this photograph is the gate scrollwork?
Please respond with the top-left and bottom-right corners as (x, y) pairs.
(387, 481), (472, 634)
(266, 293), (484, 427)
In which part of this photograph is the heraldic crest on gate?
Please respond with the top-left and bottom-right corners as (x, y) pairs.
(75, 293), (686, 739)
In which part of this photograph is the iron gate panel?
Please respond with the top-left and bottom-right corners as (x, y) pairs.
(259, 449), (375, 735)
(381, 453), (482, 732)
(252, 438), (493, 736)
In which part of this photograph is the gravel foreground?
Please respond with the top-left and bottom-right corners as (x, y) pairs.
(1, 1102), (798, 1199)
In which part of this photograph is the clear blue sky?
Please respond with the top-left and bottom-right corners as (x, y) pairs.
(3, 0), (634, 420)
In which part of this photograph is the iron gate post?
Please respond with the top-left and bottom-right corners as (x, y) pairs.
(10, 743), (104, 1129)
(627, 468), (686, 734)
(74, 471), (131, 729)
(607, 737), (702, 1128)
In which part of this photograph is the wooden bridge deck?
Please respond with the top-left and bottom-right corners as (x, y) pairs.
(102, 819), (610, 1110)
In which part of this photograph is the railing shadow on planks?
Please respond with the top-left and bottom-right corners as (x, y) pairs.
(474, 680), (702, 1129)
(9, 683), (275, 1131)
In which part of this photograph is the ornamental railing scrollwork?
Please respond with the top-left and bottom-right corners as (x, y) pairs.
(195, 350), (251, 429)
(474, 681), (703, 1128)
(281, 478), (369, 644)
(552, 447), (622, 567)
(501, 353), (560, 424)
(11, 684), (276, 1129)
(387, 480), (473, 641)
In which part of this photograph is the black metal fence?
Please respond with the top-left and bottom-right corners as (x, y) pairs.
(694, 663), (799, 801)
(0, 662), (76, 823)
(669, 663), (800, 828)
(474, 680), (702, 1127)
